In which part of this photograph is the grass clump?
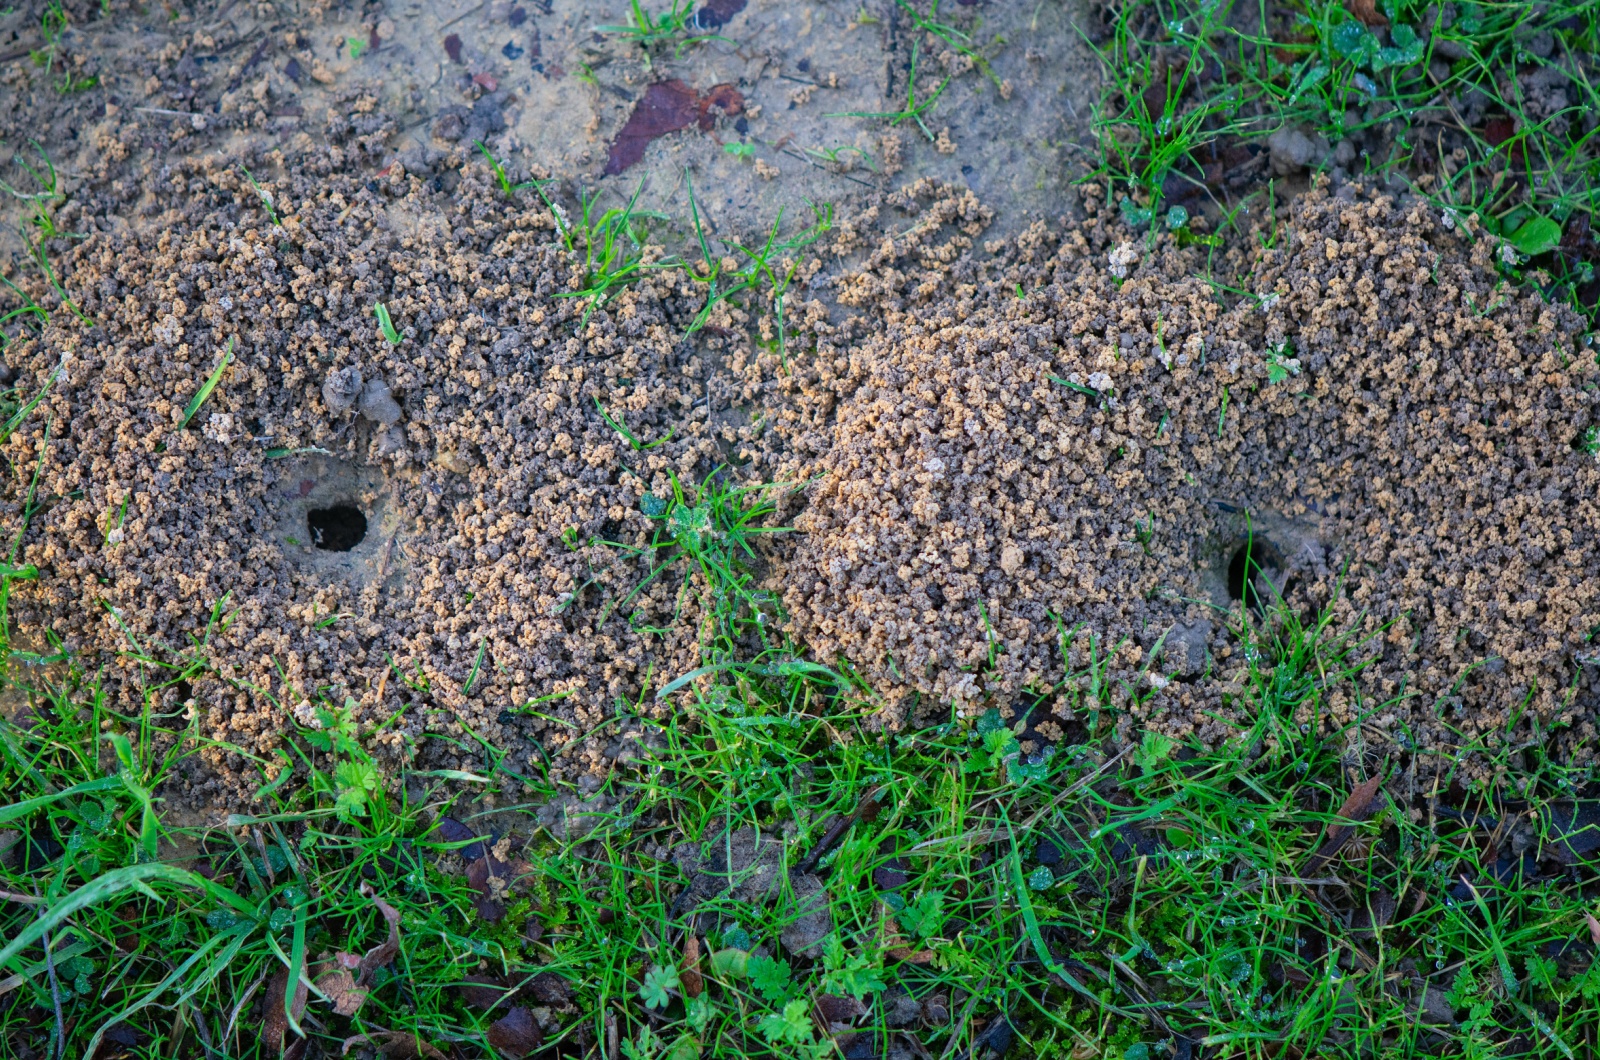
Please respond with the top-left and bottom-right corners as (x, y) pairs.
(595, 0), (732, 63)
(1087, 0), (1600, 318)
(9, 558), (1600, 1057)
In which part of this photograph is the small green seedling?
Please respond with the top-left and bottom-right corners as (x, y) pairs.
(724, 142), (757, 159)
(347, 36), (368, 59)
(474, 140), (555, 199)
(553, 179), (670, 330)
(595, 0), (729, 62)
(374, 301), (402, 345)
(596, 397), (675, 451)
(827, 40), (950, 141)
(238, 166), (281, 227)
(179, 338), (234, 430)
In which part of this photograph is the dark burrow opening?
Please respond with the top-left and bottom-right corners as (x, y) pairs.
(308, 505), (368, 551)
(1227, 535), (1286, 612)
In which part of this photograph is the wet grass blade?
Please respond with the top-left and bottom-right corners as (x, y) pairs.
(0, 864), (227, 968)
(0, 774), (122, 826)
(178, 337), (234, 430)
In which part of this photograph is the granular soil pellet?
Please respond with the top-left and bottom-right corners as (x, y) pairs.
(784, 180), (1600, 776)
(3, 141), (1597, 805)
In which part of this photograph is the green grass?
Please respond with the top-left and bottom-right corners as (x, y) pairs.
(595, 0), (731, 63)
(5, 13), (1600, 1052)
(0, 143), (90, 327)
(8, 538), (1600, 1057)
(1086, 0), (1600, 319)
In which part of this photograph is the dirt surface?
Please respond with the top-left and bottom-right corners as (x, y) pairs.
(786, 181), (1600, 775)
(1, 0), (1598, 806)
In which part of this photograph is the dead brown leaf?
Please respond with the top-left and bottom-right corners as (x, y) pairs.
(486, 1006), (544, 1058)
(262, 961), (309, 1056)
(526, 971), (574, 1006)
(357, 882), (403, 982)
(456, 973), (512, 1010)
(681, 933), (704, 998)
(887, 947), (936, 964)
(605, 80), (746, 175)
(315, 967), (369, 1017)
(465, 855), (509, 921)
(1586, 910), (1600, 947)
(341, 1030), (447, 1059)
(1305, 774), (1385, 872)
(1343, 0), (1388, 25)
(815, 993), (866, 1032)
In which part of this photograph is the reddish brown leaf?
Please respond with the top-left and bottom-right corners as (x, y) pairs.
(1343, 0), (1387, 25)
(604, 81), (745, 175)
(443, 34), (464, 64)
(1586, 910), (1600, 947)
(357, 883), (403, 983)
(472, 72), (499, 92)
(1484, 116), (1517, 148)
(1305, 774), (1385, 872)
(606, 80), (699, 176)
(466, 854), (510, 921)
(1329, 775), (1386, 838)
(341, 1030), (447, 1059)
(681, 933), (704, 998)
(486, 1007), (544, 1058)
(695, 83), (745, 132)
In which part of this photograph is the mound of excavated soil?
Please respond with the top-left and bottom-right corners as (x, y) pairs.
(4, 140), (1595, 802)
(1, 147), (777, 803)
(785, 182), (1600, 770)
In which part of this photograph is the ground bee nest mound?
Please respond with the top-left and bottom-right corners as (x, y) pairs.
(785, 182), (1600, 772)
(3, 148), (1596, 801)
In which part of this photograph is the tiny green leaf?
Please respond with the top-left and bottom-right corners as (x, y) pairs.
(640, 963), (681, 1009)
(179, 338), (234, 430)
(1507, 216), (1562, 257)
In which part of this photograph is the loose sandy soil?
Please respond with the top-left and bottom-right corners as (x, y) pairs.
(1, 0), (1596, 808)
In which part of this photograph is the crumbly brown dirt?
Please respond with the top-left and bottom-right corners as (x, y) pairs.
(784, 180), (1600, 771)
(2, 145), (771, 804)
(3, 138), (1596, 803)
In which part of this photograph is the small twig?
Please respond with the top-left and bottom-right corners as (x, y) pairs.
(795, 787), (882, 874)
(440, 0), (485, 28)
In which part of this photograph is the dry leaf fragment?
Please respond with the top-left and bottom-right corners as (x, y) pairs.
(1586, 910), (1600, 947)
(486, 1006), (544, 1058)
(1305, 774), (1386, 872)
(886, 947), (936, 964)
(681, 933), (704, 998)
(341, 1029), (447, 1059)
(357, 882), (403, 982)
(815, 993), (867, 1031)
(527, 970), (574, 1006)
(262, 961), (310, 1056)
(315, 967), (369, 1017)
(456, 973), (512, 1010)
